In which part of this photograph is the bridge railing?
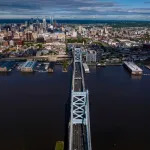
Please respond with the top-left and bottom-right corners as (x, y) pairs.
(86, 90), (92, 150)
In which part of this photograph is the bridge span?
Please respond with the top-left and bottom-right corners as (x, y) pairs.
(68, 48), (92, 150)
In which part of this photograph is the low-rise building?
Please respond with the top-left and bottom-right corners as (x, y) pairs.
(21, 61), (36, 72)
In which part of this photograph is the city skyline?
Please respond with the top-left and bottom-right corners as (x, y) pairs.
(0, 4), (150, 150)
(0, 0), (150, 20)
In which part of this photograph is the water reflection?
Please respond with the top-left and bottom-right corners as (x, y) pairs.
(131, 75), (142, 80)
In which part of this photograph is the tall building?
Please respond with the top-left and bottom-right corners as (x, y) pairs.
(36, 18), (40, 24)
(25, 21), (28, 27)
(25, 31), (34, 42)
(43, 18), (47, 32)
(86, 50), (97, 63)
(29, 25), (34, 31)
(50, 16), (54, 24)
(72, 30), (77, 38)
(78, 26), (82, 34)
(30, 18), (34, 24)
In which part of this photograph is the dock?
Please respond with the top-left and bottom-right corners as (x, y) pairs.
(83, 63), (90, 73)
(0, 61), (16, 72)
(97, 63), (106, 67)
(21, 61), (36, 72)
(48, 62), (55, 73)
(123, 61), (143, 75)
(34, 62), (49, 72)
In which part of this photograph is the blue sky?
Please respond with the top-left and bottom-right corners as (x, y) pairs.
(0, 0), (150, 20)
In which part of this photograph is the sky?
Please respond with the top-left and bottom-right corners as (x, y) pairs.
(0, 0), (150, 20)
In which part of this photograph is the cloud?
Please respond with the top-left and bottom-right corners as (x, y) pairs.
(0, 0), (149, 20)
(0, 0), (118, 16)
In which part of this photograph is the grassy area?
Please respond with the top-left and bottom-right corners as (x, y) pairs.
(63, 60), (69, 68)
(55, 141), (64, 150)
(67, 38), (87, 43)
(23, 42), (44, 49)
(93, 41), (109, 47)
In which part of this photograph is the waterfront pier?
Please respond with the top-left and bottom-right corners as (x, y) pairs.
(83, 63), (90, 73)
(0, 61), (16, 72)
(124, 61), (143, 75)
(68, 48), (92, 150)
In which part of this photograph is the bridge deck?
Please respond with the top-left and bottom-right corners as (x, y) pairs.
(73, 51), (87, 150)
(74, 62), (83, 92)
(69, 48), (91, 150)
(73, 124), (87, 150)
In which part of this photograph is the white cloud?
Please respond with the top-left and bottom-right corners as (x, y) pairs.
(0, 0), (150, 20)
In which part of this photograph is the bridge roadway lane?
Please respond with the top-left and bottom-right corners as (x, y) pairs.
(74, 62), (82, 92)
(73, 124), (87, 150)
(72, 61), (87, 150)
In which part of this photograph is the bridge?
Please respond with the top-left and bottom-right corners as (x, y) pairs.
(68, 48), (92, 150)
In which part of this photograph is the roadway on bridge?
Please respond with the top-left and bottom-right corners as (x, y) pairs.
(72, 60), (87, 150)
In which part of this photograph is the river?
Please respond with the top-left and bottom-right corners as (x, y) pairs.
(0, 65), (150, 150)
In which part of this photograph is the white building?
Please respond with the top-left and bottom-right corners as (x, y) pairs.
(9, 40), (14, 46)
(72, 30), (77, 38)
(86, 50), (97, 63)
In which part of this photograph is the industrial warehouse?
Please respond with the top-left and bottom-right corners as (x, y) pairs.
(0, 60), (57, 73)
(0, 61), (16, 72)
(21, 61), (36, 72)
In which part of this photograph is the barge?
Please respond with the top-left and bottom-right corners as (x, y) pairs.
(83, 63), (90, 73)
(123, 61), (143, 75)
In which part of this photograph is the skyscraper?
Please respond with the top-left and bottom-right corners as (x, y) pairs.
(49, 16), (54, 25)
(43, 17), (47, 32)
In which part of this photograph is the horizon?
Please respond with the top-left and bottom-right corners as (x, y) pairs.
(1, 18), (150, 22)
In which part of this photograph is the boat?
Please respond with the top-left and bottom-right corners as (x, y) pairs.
(97, 63), (106, 67)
